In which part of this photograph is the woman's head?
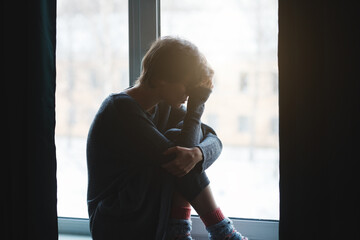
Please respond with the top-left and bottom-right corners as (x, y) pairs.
(137, 36), (214, 90)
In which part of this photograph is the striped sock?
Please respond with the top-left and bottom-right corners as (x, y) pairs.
(200, 207), (225, 227)
(165, 219), (192, 240)
(166, 206), (193, 240)
(170, 206), (192, 220)
(206, 218), (247, 240)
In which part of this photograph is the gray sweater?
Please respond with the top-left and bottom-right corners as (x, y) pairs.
(86, 87), (222, 240)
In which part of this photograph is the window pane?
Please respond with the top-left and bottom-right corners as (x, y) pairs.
(161, 0), (279, 220)
(237, 116), (251, 133)
(56, 0), (129, 218)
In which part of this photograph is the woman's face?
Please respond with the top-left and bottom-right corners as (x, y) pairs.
(158, 80), (189, 108)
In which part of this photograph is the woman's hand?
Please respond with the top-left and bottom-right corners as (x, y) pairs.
(161, 146), (203, 177)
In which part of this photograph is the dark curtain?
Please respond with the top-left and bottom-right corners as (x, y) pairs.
(4, 0), (58, 239)
(279, 1), (360, 239)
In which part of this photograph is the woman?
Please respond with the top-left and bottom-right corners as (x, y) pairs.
(87, 36), (248, 240)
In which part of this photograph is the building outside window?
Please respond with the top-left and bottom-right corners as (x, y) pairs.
(56, 0), (129, 218)
(206, 113), (219, 130)
(161, 0), (279, 219)
(270, 117), (279, 135)
(271, 72), (278, 94)
(239, 72), (249, 93)
(238, 115), (251, 133)
(56, 0), (279, 225)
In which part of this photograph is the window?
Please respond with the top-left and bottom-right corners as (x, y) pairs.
(207, 113), (219, 130)
(161, 0), (279, 220)
(271, 72), (278, 94)
(56, 0), (129, 218)
(270, 117), (279, 135)
(239, 73), (249, 93)
(57, 0), (279, 239)
(238, 116), (251, 133)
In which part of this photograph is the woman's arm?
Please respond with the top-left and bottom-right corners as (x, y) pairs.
(173, 87), (211, 147)
(109, 87), (220, 176)
(165, 100), (223, 173)
(110, 88), (210, 167)
(161, 87), (223, 176)
(196, 124), (223, 172)
(111, 95), (176, 166)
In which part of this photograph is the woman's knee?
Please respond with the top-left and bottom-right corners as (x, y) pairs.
(174, 170), (210, 202)
(171, 191), (191, 207)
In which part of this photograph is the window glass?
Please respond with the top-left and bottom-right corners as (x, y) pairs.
(206, 113), (219, 130)
(238, 116), (251, 133)
(270, 117), (279, 135)
(239, 73), (249, 93)
(272, 72), (279, 94)
(161, 0), (279, 219)
(56, 0), (129, 218)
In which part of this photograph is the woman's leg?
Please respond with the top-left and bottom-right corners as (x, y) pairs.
(189, 185), (217, 216)
(165, 191), (193, 240)
(173, 178), (248, 240)
(173, 185), (225, 228)
(172, 190), (191, 208)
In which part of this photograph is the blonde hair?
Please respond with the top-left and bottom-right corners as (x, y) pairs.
(137, 36), (214, 88)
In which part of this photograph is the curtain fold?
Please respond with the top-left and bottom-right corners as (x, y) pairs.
(4, 0), (58, 239)
(278, 1), (360, 239)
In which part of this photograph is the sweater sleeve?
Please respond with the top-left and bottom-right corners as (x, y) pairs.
(111, 96), (175, 166)
(110, 88), (211, 166)
(166, 89), (223, 172)
(170, 87), (223, 172)
(196, 124), (223, 172)
(173, 87), (211, 147)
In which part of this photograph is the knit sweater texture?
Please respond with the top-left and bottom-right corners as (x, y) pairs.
(86, 87), (222, 240)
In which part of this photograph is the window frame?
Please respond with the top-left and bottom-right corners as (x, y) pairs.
(58, 217), (279, 240)
(57, 0), (279, 239)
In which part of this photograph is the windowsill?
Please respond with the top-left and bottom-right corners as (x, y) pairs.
(58, 217), (279, 240)
(59, 233), (91, 240)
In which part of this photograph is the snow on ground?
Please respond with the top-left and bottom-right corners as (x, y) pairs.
(56, 137), (279, 220)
